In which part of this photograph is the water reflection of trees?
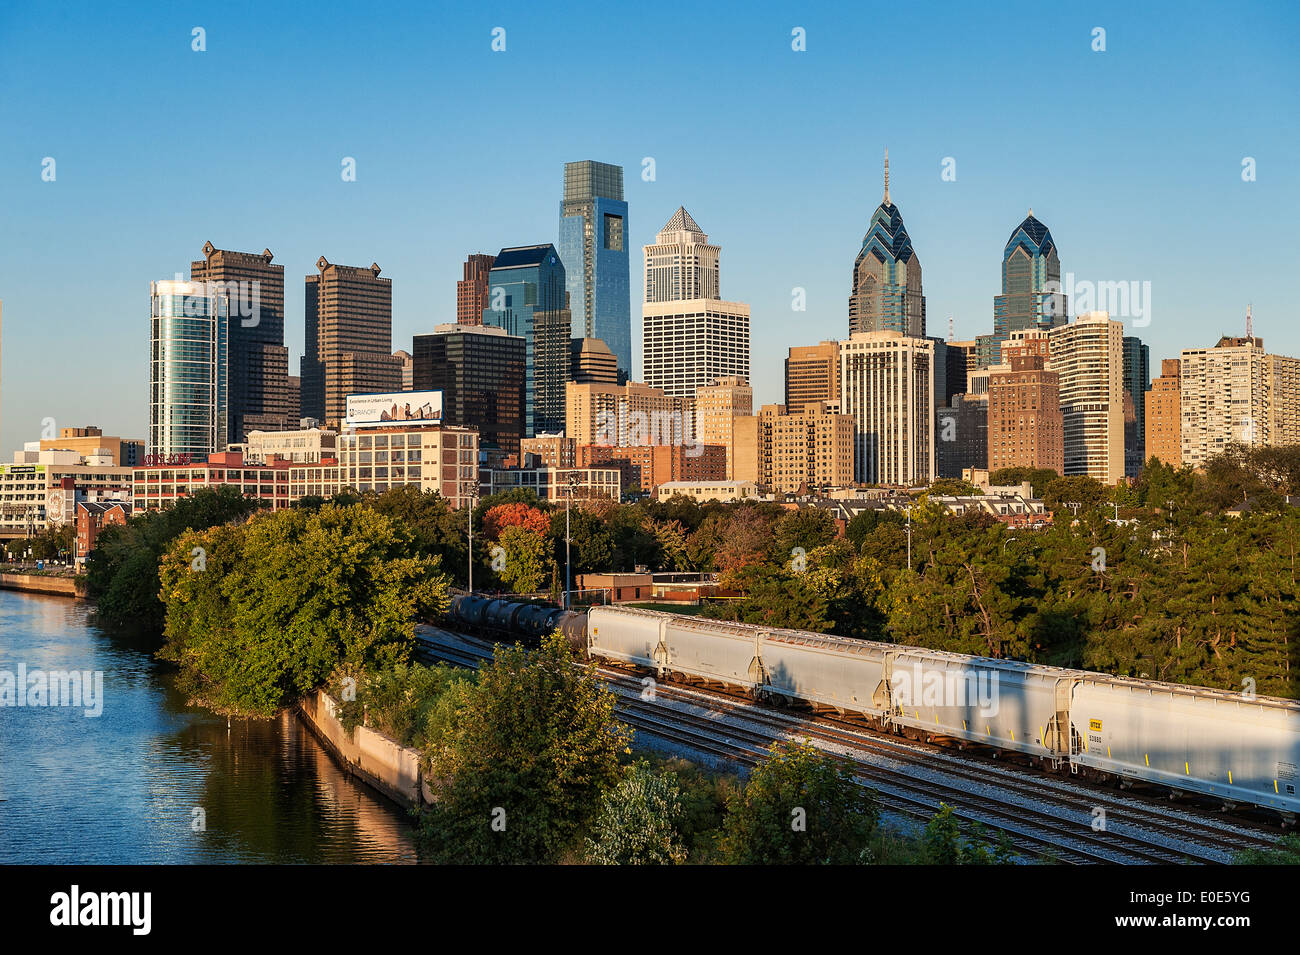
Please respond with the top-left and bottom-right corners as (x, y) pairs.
(173, 708), (417, 864)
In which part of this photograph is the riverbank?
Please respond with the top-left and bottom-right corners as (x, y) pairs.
(0, 571), (86, 598)
(0, 588), (417, 863)
(296, 690), (432, 810)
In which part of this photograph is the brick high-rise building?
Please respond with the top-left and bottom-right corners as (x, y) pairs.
(785, 341), (841, 414)
(40, 427), (145, 467)
(190, 243), (295, 441)
(987, 354), (1063, 475)
(565, 381), (691, 447)
(1001, 328), (1051, 363)
(301, 258), (402, 428)
(694, 377), (752, 473)
(1145, 359), (1181, 466)
(456, 253), (495, 325)
(393, 349), (414, 391)
(757, 402), (854, 494)
(578, 443), (726, 495)
(520, 434), (576, 469)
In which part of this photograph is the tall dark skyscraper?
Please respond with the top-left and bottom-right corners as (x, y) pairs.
(189, 243), (294, 441)
(1123, 335), (1151, 477)
(988, 211), (1067, 366)
(412, 324), (526, 465)
(558, 161), (631, 378)
(301, 257), (402, 428)
(848, 152), (925, 338)
(482, 244), (570, 436)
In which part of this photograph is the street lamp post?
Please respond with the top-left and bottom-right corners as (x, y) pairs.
(467, 486), (478, 593)
(906, 503), (913, 571)
(565, 473), (579, 609)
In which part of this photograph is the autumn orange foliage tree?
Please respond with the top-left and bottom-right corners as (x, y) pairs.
(482, 502), (551, 542)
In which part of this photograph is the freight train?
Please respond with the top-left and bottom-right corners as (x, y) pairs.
(446, 594), (1300, 821)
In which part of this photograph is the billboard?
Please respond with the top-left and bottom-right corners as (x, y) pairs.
(345, 391), (443, 429)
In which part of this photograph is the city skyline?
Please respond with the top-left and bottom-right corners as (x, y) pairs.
(2, 1), (1298, 457)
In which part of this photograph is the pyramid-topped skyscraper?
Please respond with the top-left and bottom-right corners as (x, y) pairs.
(643, 206), (720, 302)
(641, 205), (748, 401)
(993, 209), (1066, 345)
(848, 150), (926, 338)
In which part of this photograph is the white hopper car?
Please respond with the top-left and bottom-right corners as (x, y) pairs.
(586, 605), (1300, 819)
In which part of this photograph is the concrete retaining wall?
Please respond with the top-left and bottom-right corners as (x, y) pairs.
(297, 690), (432, 809)
(0, 573), (86, 598)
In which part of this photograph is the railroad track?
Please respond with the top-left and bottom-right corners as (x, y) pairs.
(412, 624), (1283, 864)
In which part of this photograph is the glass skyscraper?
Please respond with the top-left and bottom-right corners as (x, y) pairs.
(1123, 335), (1151, 476)
(988, 211), (1067, 366)
(482, 244), (569, 436)
(150, 279), (228, 458)
(558, 160), (631, 379)
(849, 154), (925, 338)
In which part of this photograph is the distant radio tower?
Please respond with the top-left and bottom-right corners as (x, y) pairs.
(1246, 303), (1253, 340)
(948, 316), (954, 342)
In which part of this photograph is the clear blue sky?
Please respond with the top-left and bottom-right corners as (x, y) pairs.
(1, 0), (1297, 456)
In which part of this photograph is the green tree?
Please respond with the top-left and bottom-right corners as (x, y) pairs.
(928, 478), (981, 496)
(846, 508), (905, 553)
(1043, 475), (1108, 515)
(702, 567), (832, 632)
(418, 633), (632, 864)
(585, 762), (689, 865)
(720, 740), (878, 864)
(365, 485), (470, 582)
(158, 503), (449, 717)
(775, 508), (838, 556)
(335, 662), (468, 749)
(988, 466), (1059, 497)
(497, 525), (551, 594)
(922, 804), (1014, 864)
(649, 518), (691, 571)
(87, 485), (264, 632)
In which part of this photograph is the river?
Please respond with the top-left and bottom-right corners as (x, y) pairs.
(0, 588), (417, 864)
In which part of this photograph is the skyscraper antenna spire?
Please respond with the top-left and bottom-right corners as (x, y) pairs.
(1247, 303), (1253, 340)
(883, 148), (890, 205)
